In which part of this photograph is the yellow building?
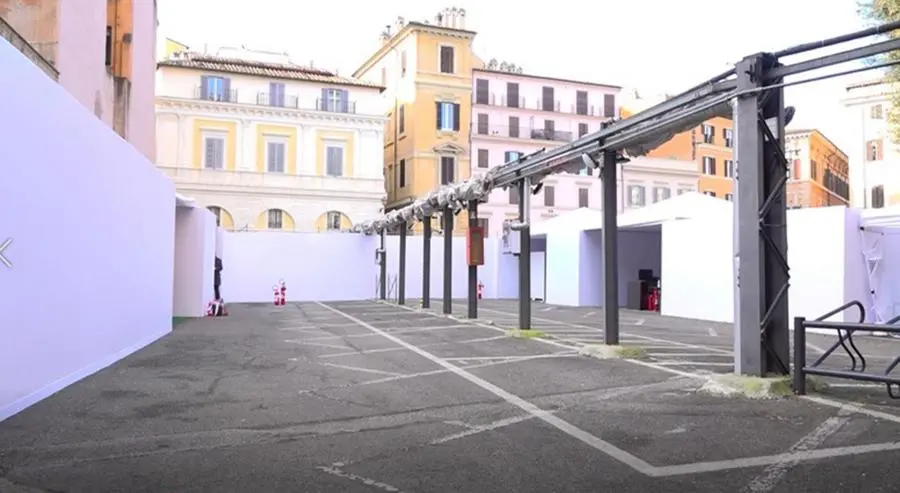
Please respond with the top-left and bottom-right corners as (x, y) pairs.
(784, 129), (851, 208)
(353, 8), (481, 234)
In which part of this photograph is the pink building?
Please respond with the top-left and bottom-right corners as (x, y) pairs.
(0, 0), (157, 161)
(470, 68), (621, 233)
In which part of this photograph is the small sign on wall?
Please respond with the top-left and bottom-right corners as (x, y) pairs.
(467, 226), (485, 266)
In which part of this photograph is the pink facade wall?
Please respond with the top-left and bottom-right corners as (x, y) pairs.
(128, 0), (157, 162)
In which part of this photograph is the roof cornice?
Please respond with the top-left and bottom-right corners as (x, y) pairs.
(155, 97), (388, 127)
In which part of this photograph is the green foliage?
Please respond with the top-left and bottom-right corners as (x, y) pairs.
(859, 0), (900, 143)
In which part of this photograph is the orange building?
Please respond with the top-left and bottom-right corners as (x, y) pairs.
(646, 116), (734, 199)
(784, 129), (850, 208)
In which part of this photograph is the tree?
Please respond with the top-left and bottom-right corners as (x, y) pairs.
(859, 0), (900, 142)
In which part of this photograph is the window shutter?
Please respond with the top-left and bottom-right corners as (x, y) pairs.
(435, 102), (442, 129)
(340, 90), (350, 113)
(452, 103), (460, 131)
(200, 76), (209, 99)
(320, 88), (329, 110)
(204, 138), (215, 168)
(222, 78), (232, 101)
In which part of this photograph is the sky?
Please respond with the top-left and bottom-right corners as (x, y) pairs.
(157, 0), (879, 152)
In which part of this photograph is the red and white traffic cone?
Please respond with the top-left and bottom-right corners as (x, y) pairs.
(477, 281), (484, 300)
(273, 286), (281, 306)
(279, 280), (287, 306)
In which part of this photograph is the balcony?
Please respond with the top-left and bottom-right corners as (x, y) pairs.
(472, 124), (574, 143)
(194, 86), (237, 103)
(473, 93), (526, 108)
(472, 92), (610, 116)
(538, 99), (561, 112)
(256, 92), (300, 109)
(157, 166), (383, 196)
(315, 98), (357, 114)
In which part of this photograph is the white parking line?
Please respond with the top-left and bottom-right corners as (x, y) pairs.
(302, 325), (468, 341)
(286, 341), (349, 350)
(317, 335), (507, 359)
(319, 363), (404, 377)
(657, 361), (734, 367)
(647, 353), (731, 358)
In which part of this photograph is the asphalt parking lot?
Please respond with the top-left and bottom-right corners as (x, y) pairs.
(2, 299), (900, 492)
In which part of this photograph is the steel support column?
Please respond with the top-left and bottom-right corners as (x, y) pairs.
(442, 207), (453, 314)
(379, 229), (387, 300)
(601, 150), (620, 345)
(467, 200), (478, 319)
(734, 53), (791, 376)
(422, 217), (431, 309)
(398, 221), (407, 305)
(518, 178), (532, 330)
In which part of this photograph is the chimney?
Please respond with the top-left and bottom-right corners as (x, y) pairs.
(449, 7), (458, 28)
(458, 8), (466, 29)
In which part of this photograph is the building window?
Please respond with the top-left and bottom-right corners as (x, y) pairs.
(701, 124), (715, 144)
(436, 102), (460, 131)
(724, 159), (735, 178)
(725, 193), (734, 201)
(320, 88), (351, 113)
(871, 104), (884, 120)
(401, 51), (407, 76)
(267, 209), (283, 229)
(203, 134), (226, 170)
(475, 79), (489, 105)
(723, 128), (734, 148)
(702, 156), (716, 175)
(872, 185), (885, 208)
(208, 206), (222, 226)
(105, 26), (112, 66)
(653, 187), (671, 203)
(867, 139), (883, 161)
(507, 82), (520, 108)
(477, 113), (489, 135)
(266, 140), (286, 173)
(440, 156), (455, 184)
(791, 159), (801, 180)
(268, 82), (286, 107)
(476, 218), (489, 237)
(398, 105), (405, 134)
(504, 151), (521, 163)
(576, 90), (588, 115)
(509, 187), (519, 205)
(677, 188), (694, 195)
(398, 159), (406, 187)
(477, 149), (489, 168)
(508, 116), (520, 138)
(810, 159), (818, 180)
(578, 188), (589, 207)
(603, 94), (616, 117)
(703, 191), (717, 197)
(439, 45), (455, 73)
(628, 185), (645, 206)
(578, 123), (589, 138)
(541, 86), (555, 111)
(326, 144), (344, 176)
(327, 211), (342, 230)
(544, 185), (555, 206)
(200, 75), (232, 102)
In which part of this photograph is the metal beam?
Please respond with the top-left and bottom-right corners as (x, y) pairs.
(518, 178), (532, 330)
(601, 150), (620, 345)
(422, 217), (431, 309)
(398, 221), (407, 305)
(467, 200), (478, 319)
(769, 37), (900, 81)
(442, 207), (453, 315)
(379, 230), (387, 300)
(733, 54), (790, 377)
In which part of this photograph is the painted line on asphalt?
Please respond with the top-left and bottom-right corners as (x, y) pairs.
(442, 353), (576, 362)
(742, 413), (850, 493)
(646, 352), (731, 358)
(431, 414), (541, 445)
(315, 463), (405, 492)
(286, 341), (349, 350)
(656, 361), (735, 367)
(319, 362), (404, 377)
(317, 335), (508, 359)
(317, 302), (659, 476)
(300, 324), (468, 341)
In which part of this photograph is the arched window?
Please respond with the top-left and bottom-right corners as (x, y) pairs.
(267, 209), (284, 229)
(326, 211), (342, 230)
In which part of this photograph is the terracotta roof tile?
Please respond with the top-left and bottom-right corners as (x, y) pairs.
(158, 53), (384, 91)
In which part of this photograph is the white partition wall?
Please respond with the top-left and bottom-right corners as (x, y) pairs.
(0, 39), (176, 422)
(545, 230), (583, 306)
(222, 232), (377, 302)
(173, 206), (217, 317)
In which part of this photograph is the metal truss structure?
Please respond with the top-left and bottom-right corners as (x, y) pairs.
(357, 20), (900, 377)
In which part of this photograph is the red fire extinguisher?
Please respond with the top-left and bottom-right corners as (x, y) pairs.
(279, 279), (287, 306)
(477, 281), (484, 300)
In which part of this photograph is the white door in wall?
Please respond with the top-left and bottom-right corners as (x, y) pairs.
(531, 252), (546, 300)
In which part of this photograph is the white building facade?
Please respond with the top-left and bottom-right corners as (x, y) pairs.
(470, 70), (698, 235)
(155, 49), (388, 232)
(842, 78), (900, 208)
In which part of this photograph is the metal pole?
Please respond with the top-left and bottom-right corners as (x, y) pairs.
(467, 200), (478, 319)
(398, 221), (407, 305)
(602, 151), (620, 345)
(422, 217), (431, 308)
(442, 207), (453, 314)
(518, 178), (532, 330)
(793, 317), (807, 395)
(734, 54), (790, 376)
(379, 229), (387, 300)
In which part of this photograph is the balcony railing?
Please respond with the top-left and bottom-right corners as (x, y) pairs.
(472, 92), (611, 116)
(194, 86), (237, 103)
(316, 98), (357, 114)
(538, 99), (562, 112)
(473, 93), (526, 108)
(157, 165), (382, 195)
(256, 92), (300, 108)
(472, 125), (574, 143)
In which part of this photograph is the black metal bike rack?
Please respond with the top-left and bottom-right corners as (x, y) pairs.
(794, 301), (900, 398)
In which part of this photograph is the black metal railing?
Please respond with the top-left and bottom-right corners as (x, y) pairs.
(194, 87), (237, 103)
(257, 92), (299, 108)
(794, 301), (900, 398)
(471, 125), (574, 143)
(315, 98), (357, 114)
(538, 99), (561, 112)
(473, 93), (527, 108)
